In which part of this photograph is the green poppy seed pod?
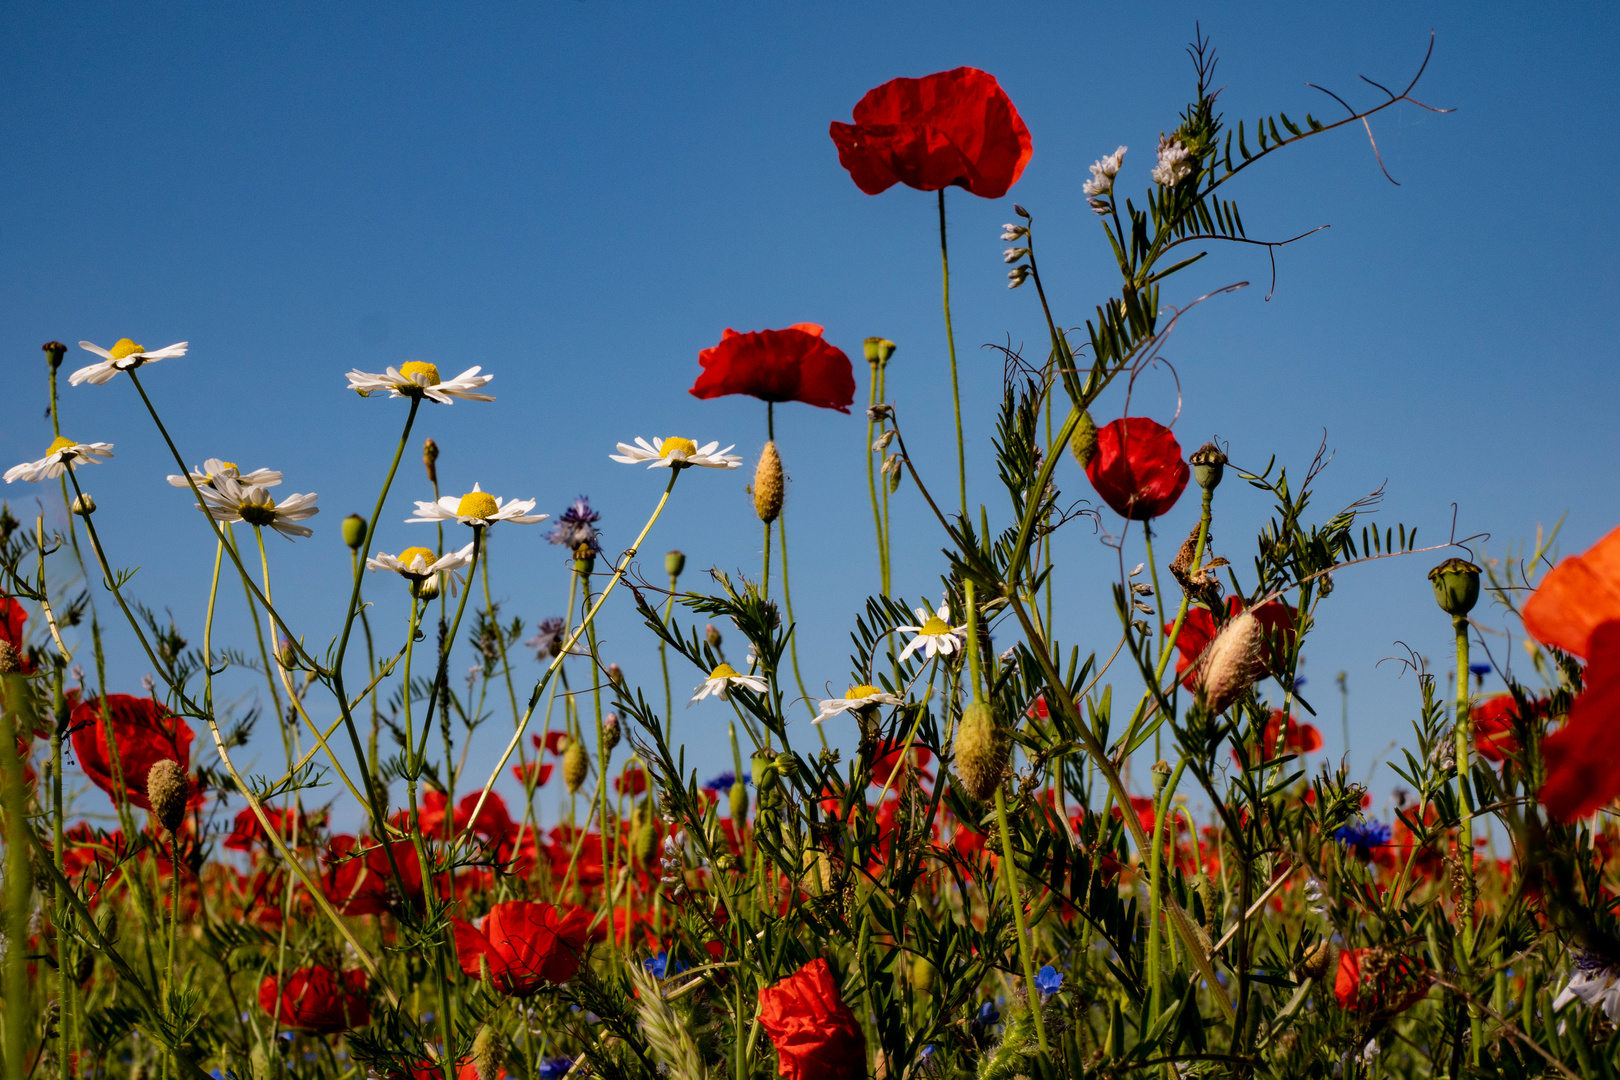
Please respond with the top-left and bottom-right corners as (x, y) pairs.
(471, 1025), (505, 1080)
(43, 341), (67, 371)
(863, 337), (897, 367)
(1301, 939), (1338, 982)
(665, 549), (686, 580)
(751, 751), (779, 793)
(753, 441), (784, 524)
(602, 713), (621, 752)
(705, 624), (723, 649)
(1196, 610), (1264, 713)
(562, 741), (589, 794)
(728, 779), (749, 823)
(1151, 759), (1172, 794)
(145, 759), (188, 834)
(1429, 558), (1481, 618)
(774, 751), (799, 779)
(0, 641), (19, 675)
(249, 1043), (270, 1080)
(70, 493), (96, 517)
(953, 700), (1006, 802)
(422, 438), (439, 486)
(94, 904), (117, 946)
(341, 513), (367, 550)
(1190, 441), (1226, 491)
(1068, 410), (1099, 470)
(633, 819), (658, 867)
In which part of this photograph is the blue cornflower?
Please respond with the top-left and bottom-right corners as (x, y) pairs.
(526, 616), (568, 660)
(1294, 676), (1308, 689)
(644, 950), (690, 979)
(703, 771), (748, 793)
(1033, 964), (1064, 1000)
(538, 1059), (574, 1079)
(970, 999), (1001, 1042)
(1469, 663), (1492, 678)
(1333, 820), (1392, 861)
(547, 495), (601, 553)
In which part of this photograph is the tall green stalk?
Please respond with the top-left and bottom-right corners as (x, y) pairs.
(938, 189), (966, 519)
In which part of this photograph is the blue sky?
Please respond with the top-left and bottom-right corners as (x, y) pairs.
(3, 2), (1615, 830)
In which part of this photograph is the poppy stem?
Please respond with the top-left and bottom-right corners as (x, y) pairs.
(865, 359), (889, 595)
(939, 188), (967, 518)
(1452, 613), (1481, 1064)
(774, 512), (826, 746)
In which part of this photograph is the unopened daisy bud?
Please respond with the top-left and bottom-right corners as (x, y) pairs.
(633, 819), (659, 867)
(416, 574), (441, 601)
(0, 641), (19, 675)
(562, 740), (589, 793)
(1428, 558), (1481, 618)
(602, 713), (621, 752)
(1068, 410), (1099, 469)
(1197, 611), (1264, 713)
(145, 759), (188, 834)
(953, 701), (1006, 801)
(705, 624), (723, 650)
(1190, 442), (1226, 491)
(728, 779), (749, 823)
(862, 337), (897, 366)
(751, 751), (779, 793)
(341, 513), (367, 550)
(70, 493), (96, 517)
(43, 341), (67, 370)
(753, 441), (784, 524)
(422, 438), (440, 485)
(1301, 939), (1338, 982)
(471, 1025), (505, 1080)
(665, 550), (686, 579)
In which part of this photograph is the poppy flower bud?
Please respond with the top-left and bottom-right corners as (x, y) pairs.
(633, 819), (658, 867)
(602, 713), (621, 752)
(145, 759), (188, 834)
(43, 341), (67, 371)
(422, 438), (439, 485)
(70, 493), (96, 517)
(562, 741), (589, 794)
(665, 550), (686, 579)
(1428, 558), (1481, 618)
(953, 700), (1006, 801)
(1151, 759), (1172, 794)
(863, 337), (897, 366)
(471, 1025), (505, 1080)
(1068, 411), (1098, 470)
(753, 442), (784, 524)
(705, 624), (723, 649)
(728, 779), (749, 823)
(1197, 611), (1264, 713)
(341, 514), (367, 550)
(774, 750), (798, 778)
(0, 641), (19, 675)
(1190, 442), (1226, 491)
(1301, 939), (1338, 982)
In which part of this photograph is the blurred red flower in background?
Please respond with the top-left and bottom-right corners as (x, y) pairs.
(1085, 417), (1189, 521)
(68, 693), (195, 811)
(829, 67), (1032, 199)
(258, 966), (371, 1033)
(1237, 710), (1322, 766)
(757, 958), (866, 1080)
(453, 900), (591, 996)
(1333, 948), (1429, 1016)
(1469, 693), (1547, 764)
(1, 596), (32, 671)
(321, 835), (424, 916)
(689, 324), (855, 414)
(1167, 597), (1297, 688)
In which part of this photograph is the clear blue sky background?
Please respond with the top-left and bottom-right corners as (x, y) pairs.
(3, 2), (1615, 831)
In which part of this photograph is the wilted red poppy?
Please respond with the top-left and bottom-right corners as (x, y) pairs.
(1333, 948), (1429, 1016)
(757, 958), (866, 1080)
(689, 324), (855, 414)
(1166, 597), (1297, 689)
(68, 693), (195, 811)
(1086, 417), (1189, 521)
(454, 901), (592, 995)
(258, 966), (371, 1033)
(829, 67), (1032, 200)
(1238, 710), (1322, 766)
(1522, 523), (1620, 820)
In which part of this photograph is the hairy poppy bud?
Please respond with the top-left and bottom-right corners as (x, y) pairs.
(0, 641), (18, 675)
(43, 341), (67, 370)
(1301, 939), (1338, 982)
(953, 701), (1006, 801)
(601, 713), (621, 752)
(705, 624), (723, 649)
(753, 442), (784, 524)
(341, 514), (367, 550)
(423, 438), (439, 485)
(471, 1025), (505, 1080)
(1429, 558), (1481, 618)
(634, 819), (658, 867)
(665, 550), (686, 579)
(562, 741), (589, 794)
(145, 759), (188, 834)
(729, 779), (749, 823)
(863, 337), (897, 366)
(1197, 611), (1264, 713)
(1068, 410), (1099, 469)
(1190, 441), (1226, 491)
(70, 493), (96, 517)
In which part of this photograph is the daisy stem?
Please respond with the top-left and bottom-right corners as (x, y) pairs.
(352, 549), (381, 776)
(939, 188), (966, 519)
(993, 785), (1048, 1053)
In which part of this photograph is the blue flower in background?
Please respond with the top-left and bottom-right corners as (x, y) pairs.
(1333, 820), (1392, 861)
(644, 950), (690, 979)
(703, 771), (745, 792)
(547, 495), (601, 553)
(1469, 663), (1492, 677)
(970, 999), (1001, 1042)
(538, 1058), (574, 1079)
(1033, 964), (1064, 1000)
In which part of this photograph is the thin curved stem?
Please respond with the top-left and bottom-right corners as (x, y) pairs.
(939, 188), (966, 518)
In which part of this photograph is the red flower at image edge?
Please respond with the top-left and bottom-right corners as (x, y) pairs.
(1522, 522), (1620, 820)
(1166, 596), (1297, 689)
(68, 693), (195, 811)
(690, 324), (855, 414)
(830, 67), (1032, 199)
(1, 596), (32, 671)
(1333, 948), (1429, 1016)
(1085, 417), (1189, 521)
(453, 901), (592, 996)
(757, 958), (866, 1080)
(1469, 694), (1546, 764)
(258, 966), (371, 1033)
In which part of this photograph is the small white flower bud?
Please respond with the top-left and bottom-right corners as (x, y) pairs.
(1002, 247), (1029, 264)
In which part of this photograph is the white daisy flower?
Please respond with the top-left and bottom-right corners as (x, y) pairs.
(896, 602), (968, 663)
(1082, 145), (1127, 198)
(367, 542), (476, 594)
(70, 339), (189, 386)
(166, 458), (282, 491)
(345, 362), (494, 404)
(4, 437), (114, 484)
(610, 437), (741, 471)
(198, 475), (320, 540)
(690, 662), (768, 704)
(1554, 952), (1620, 1024)
(405, 483), (546, 527)
(814, 684), (904, 724)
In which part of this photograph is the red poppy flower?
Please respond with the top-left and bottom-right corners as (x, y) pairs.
(258, 966), (371, 1033)
(68, 693), (195, 811)
(223, 805), (302, 852)
(1, 596), (32, 672)
(453, 901), (591, 996)
(1522, 523), (1620, 820)
(829, 67), (1032, 200)
(869, 740), (933, 788)
(513, 761), (554, 787)
(1332, 948), (1429, 1016)
(540, 730), (570, 756)
(757, 958), (866, 1080)
(615, 764), (647, 796)
(321, 835), (424, 916)
(1469, 694), (1546, 764)
(1237, 710), (1322, 766)
(1166, 597), (1297, 689)
(689, 324), (855, 414)
(1085, 417), (1189, 521)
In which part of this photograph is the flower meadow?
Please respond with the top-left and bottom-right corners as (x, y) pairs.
(6, 32), (1620, 1080)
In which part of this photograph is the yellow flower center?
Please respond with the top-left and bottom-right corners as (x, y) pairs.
(846, 685), (882, 700)
(661, 437), (698, 458)
(919, 616), (951, 636)
(108, 339), (145, 361)
(398, 361), (441, 386)
(236, 494), (279, 527)
(46, 436), (78, 456)
(709, 663), (741, 680)
(395, 546), (437, 575)
(457, 491), (499, 519)
(205, 461), (239, 482)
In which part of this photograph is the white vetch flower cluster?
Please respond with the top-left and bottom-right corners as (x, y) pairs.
(70, 339), (188, 386)
(345, 361), (494, 404)
(167, 458), (283, 491)
(4, 437), (114, 483)
(406, 484), (546, 527)
(611, 437), (741, 471)
(690, 663), (768, 704)
(198, 475), (320, 540)
(897, 602), (968, 663)
(1084, 145), (1127, 213)
(1151, 135), (1193, 187)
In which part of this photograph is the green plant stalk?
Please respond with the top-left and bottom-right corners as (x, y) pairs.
(865, 360), (888, 594)
(48, 666), (72, 1080)
(1146, 756), (1188, 1020)
(0, 677), (32, 1080)
(938, 188), (966, 518)
(775, 511), (826, 748)
(1453, 613), (1481, 1065)
(660, 574), (677, 736)
(761, 520), (771, 601)
(582, 568), (619, 972)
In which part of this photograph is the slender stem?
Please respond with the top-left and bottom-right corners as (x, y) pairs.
(938, 188), (966, 518)
(775, 511), (823, 744)
(761, 521), (771, 601)
(0, 677), (33, 1080)
(1146, 756), (1188, 1021)
(1453, 614), (1480, 1065)
(994, 786), (1047, 1051)
(660, 577), (677, 735)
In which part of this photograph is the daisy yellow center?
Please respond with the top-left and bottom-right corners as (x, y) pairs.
(846, 685), (882, 700)
(919, 616), (951, 636)
(457, 491), (498, 518)
(395, 546), (436, 574)
(206, 461), (239, 481)
(399, 361), (440, 385)
(46, 436), (78, 456)
(108, 339), (145, 360)
(661, 437), (698, 458)
(709, 663), (740, 680)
